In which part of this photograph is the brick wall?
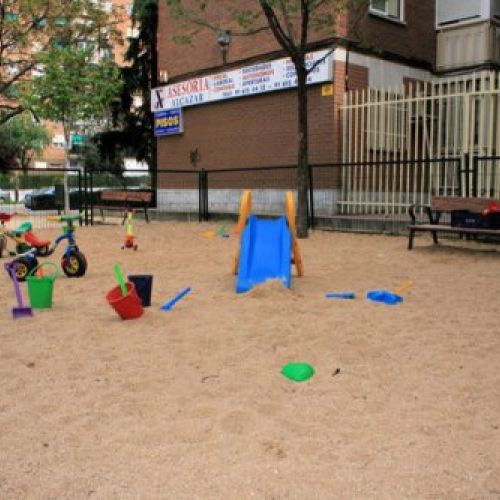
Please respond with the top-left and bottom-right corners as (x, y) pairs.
(158, 1), (348, 80)
(156, 1), (422, 178)
(157, 84), (336, 174)
(355, 1), (435, 68)
(156, 63), (370, 178)
(158, 1), (435, 81)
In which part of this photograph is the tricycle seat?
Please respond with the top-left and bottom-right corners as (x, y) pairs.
(13, 221), (33, 235)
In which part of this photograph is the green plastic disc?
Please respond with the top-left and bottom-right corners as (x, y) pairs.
(281, 362), (315, 382)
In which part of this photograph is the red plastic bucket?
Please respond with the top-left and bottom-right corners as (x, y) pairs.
(106, 282), (144, 320)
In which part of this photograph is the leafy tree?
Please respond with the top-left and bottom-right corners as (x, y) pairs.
(124, 0), (158, 166)
(0, 0), (118, 125)
(0, 112), (50, 169)
(165, 0), (366, 237)
(99, 0), (158, 169)
(87, 130), (128, 172)
(22, 46), (123, 210)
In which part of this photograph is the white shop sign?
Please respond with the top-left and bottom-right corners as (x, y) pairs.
(151, 49), (333, 112)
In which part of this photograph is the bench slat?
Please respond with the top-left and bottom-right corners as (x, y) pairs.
(94, 190), (152, 224)
(409, 223), (500, 235)
(432, 196), (500, 212)
(126, 192), (152, 202)
(101, 191), (128, 202)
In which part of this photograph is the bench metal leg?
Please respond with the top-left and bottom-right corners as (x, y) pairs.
(144, 207), (149, 223)
(432, 230), (439, 245)
(408, 229), (415, 250)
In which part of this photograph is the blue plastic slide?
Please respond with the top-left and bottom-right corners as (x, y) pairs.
(236, 215), (292, 293)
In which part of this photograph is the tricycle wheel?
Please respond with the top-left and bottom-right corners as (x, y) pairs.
(0, 235), (6, 257)
(61, 251), (87, 278)
(14, 256), (38, 281)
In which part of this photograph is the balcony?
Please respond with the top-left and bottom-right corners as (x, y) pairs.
(436, 0), (500, 71)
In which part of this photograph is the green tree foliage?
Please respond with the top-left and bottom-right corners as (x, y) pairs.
(165, 0), (367, 237)
(22, 46), (123, 209)
(0, 112), (50, 169)
(85, 130), (127, 172)
(0, 0), (118, 125)
(124, 0), (158, 166)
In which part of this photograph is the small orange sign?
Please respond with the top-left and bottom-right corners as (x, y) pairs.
(322, 84), (334, 96)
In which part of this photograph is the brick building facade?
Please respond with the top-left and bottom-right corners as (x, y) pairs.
(154, 1), (436, 174)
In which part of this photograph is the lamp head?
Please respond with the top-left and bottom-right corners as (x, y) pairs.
(217, 30), (231, 48)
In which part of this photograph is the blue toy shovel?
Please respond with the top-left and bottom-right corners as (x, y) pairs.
(161, 287), (192, 311)
(366, 280), (413, 306)
(325, 292), (356, 299)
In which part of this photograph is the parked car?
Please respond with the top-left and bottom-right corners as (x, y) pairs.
(0, 189), (10, 203)
(24, 187), (82, 210)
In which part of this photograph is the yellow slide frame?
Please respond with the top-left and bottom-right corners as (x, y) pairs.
(285, 191), (303, 277)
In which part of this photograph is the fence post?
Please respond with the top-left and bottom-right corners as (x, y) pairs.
(463, 153), (470, 197)
(198, 169), (208, 222)
(89, 170), (94, 226)
(440, 157), (446, 196)
(472, 155), (478, 197)
(77, 170), (82, 226)
(204, 169), (209, 221)
(82, 167), (87, 226)
(308, 164), (315, 229)
(84, 167), (91, 226)
(198, 170), (202, 222)
(151, 168), (158, 209)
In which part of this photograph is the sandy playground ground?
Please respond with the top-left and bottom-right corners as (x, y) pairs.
(0, 219), (500, 499)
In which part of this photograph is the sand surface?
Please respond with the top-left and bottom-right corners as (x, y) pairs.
(1, 221), (500, 499)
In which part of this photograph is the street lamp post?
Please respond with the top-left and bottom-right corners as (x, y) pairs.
(217, 30), (231, 65)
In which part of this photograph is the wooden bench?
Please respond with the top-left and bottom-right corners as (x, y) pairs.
(408, 196), (500, 250)
(94, 190), (152, 223)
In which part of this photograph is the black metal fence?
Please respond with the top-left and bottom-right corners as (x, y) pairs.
(0, 167), (83, 229)
(2, 155), (499, 235)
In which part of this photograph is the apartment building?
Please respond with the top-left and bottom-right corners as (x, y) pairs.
(35, 0), (134, 168)
(152, 0), (437, 173)
(436, 0), (500, 73)
(337, 0), (500, 212)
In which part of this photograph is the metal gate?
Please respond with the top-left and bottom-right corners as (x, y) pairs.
(341, 71), (500, 214)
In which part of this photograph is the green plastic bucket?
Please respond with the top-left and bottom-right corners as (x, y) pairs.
(26, 262), (59, 309)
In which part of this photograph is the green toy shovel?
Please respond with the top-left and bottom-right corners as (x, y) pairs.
(114, 263), (128, 297)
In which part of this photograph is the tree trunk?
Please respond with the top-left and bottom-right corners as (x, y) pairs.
(296, 63), (309, 238)
(63, 125), (71, 213)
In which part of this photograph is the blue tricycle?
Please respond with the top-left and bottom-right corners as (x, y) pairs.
(7, 215), (87, 281)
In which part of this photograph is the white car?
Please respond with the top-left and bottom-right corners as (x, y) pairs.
(0, 189), (10, 203)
